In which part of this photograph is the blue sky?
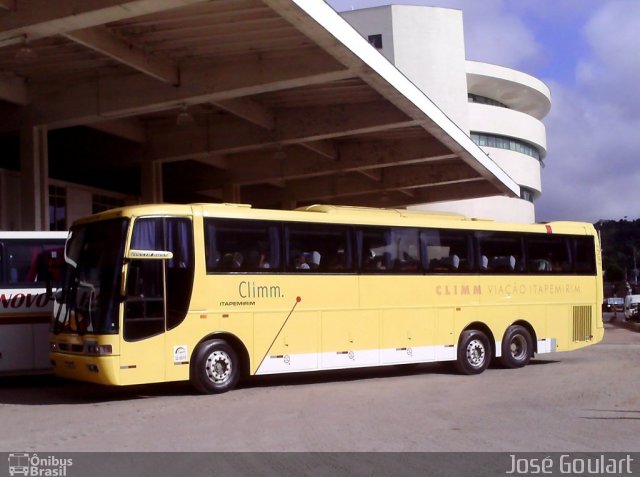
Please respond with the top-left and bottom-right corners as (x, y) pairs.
(326, 0), (640, 223)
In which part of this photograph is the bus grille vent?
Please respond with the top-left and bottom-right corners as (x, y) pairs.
(572, 306), (592, 342)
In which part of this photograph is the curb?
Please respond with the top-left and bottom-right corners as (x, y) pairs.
(609, 317), (640, 332)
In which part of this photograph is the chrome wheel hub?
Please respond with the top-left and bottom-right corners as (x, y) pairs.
(466, 339), (486, 367)
(205, 350), (232, 383)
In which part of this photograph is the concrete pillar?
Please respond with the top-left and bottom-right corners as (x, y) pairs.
(281, 199), (297, 210)
(20, 125), (49, 230)
(223, 183), (240, 203)
(141, 157), (163, 203)
(0, 170), (21, 230)
(0, 171), (6, 230)
(66, 186), (93, 223)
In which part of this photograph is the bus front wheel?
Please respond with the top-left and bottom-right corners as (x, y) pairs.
(500, 325), (533, 368)
(456, 330), (491, 375)
(191, 339), (240, 394)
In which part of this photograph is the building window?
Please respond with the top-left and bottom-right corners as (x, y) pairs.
(92, 194), (124, 214)
(471, 132), (541, 161)
(520, 187), (535, 203)
(49, 185), (66, 231)
(368, 34), (383, 49)
(468, 94), (507, 108)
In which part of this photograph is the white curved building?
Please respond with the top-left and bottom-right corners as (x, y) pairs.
(341, 5), (551, 223)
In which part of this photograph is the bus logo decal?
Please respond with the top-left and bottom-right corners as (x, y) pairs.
(238, 281), (283, 299)
(0, 293), (50, 309)
(173, 346), (189, 364)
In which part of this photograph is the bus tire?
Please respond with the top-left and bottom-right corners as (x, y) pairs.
(500, 325), (533, 368)
(191, 339), (240, 394)
(455, 330), (491, 375)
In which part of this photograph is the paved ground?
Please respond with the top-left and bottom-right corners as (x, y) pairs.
(1, 317), (639, 452)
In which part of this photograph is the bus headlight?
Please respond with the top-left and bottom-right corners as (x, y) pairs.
(85, 343), (113, 355)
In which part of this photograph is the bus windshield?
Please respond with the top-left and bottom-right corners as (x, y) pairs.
(53, 218), (129, 335)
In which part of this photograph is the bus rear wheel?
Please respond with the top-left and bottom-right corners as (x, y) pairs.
(456, 330), (491, 375)
(500, 325), (533, 368)
(191, 339), (240, 394)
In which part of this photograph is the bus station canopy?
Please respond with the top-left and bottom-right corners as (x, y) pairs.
(0, 0), (519, 208)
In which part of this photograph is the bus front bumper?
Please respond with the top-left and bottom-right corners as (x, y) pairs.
(50, 352), (120, 385)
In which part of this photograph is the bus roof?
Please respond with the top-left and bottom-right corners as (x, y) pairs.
(73, 203), (596, 236)
(296, 204), (468, 221)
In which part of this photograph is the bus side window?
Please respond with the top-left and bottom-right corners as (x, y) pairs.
(124, 259), (165, 341)
(358, 228), (391, 272)
(5, 243), (31, 283)
(205, 218), (280, 273)
(392, 228), (420, 272)
(477, 232), (523, 273)
(526, 235), (571, 274)
(573, 236), (596, 274)
(43, 247), (65, 283)
(421, 229), (471, 273)
(287, 223), (352, 273)
(128, 217), (195, 336)
(3, 241), (64, 286)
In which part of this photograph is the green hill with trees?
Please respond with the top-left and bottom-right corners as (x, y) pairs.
(595, 219), (640, 295)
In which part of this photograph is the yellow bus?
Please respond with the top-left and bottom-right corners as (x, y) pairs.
(49, 203), (603, 393)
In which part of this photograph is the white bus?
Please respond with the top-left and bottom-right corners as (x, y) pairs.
(0, 231), (67, 374)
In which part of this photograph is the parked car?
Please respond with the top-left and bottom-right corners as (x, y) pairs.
(603, 297), (624, 312)
(624, 295), (640, 320)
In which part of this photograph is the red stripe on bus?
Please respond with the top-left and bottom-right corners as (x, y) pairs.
(0, 315), (51, 324)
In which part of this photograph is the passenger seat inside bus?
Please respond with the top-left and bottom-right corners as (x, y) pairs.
(309, 251), (321, 270)
(430, 254), (459, 271)
(221, 252), (243, 270)
(441, 254), (459, 270)
(489, 255), (516, 272)
(530, 259), (552, 272)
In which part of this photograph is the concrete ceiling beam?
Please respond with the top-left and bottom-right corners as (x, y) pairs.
(318, 179), (496, 209)
(63, 26), (179, 85)
(0, 48), (353, 130)
(212, 97), (275, 131)
(84, 117), (146, 143)
(0, 0), (212, 46)
(273, 101), (416, 143)
(146, 101), (423, 168)
(245, 162), (480, 203)
(0, 1), (15, 12)
(223, 138), (456, 186)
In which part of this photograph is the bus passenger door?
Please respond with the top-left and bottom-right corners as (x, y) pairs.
(120, 258), (166, 384)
